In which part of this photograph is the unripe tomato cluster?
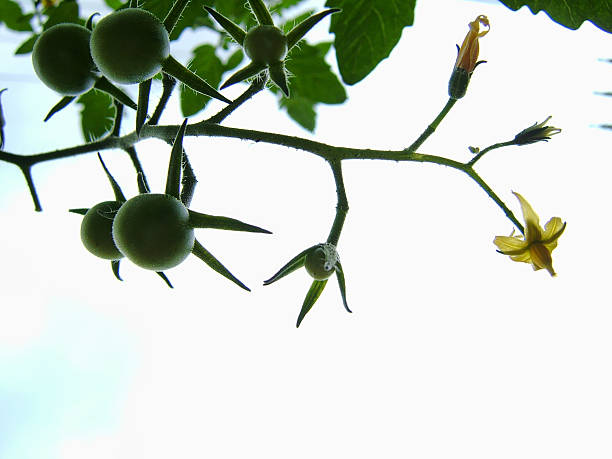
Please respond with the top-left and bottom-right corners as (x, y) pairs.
(32, 9), (171, 92)
(80, 193), (196, 271)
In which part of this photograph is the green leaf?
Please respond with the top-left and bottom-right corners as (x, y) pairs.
(180, 44), (225, 117)
(224, 48), (244, 71)
(43, 0), (81, 29)
(296, 279), (328, 327)
(325, 0), (416, 84)
(279, 96), (316, 131)
(277, 41), (346, 130)
(76, 89), (115, 142)
(104, 0), (123, 10)
(271, 0), (304, 14)
(286, 42), (346, 104)
(498, 0), (611, 33)
(14, 34), (38, 55)
(0, 0), (33, 31)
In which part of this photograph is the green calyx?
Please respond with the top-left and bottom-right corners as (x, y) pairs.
(263, 243), (350, 327)
(205, 4), (340, 97)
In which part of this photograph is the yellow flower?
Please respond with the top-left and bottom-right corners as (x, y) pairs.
(448, 15), (490, 99)
(454, 15), (490, 73)
(493, 192), (566, 276)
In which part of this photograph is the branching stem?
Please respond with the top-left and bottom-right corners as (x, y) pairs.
(0, 99), (523, 232)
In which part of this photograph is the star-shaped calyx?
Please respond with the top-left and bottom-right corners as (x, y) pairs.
(205, 0), (339, 96)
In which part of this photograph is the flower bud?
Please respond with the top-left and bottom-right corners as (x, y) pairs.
(448, 15), (489, 99)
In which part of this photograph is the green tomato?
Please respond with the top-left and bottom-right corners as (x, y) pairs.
(244, 25), (288, 64)
(90, 8), (170, 84)
(80, 201), (124, 260)
(304, 244), (337, 281)
(32, 23), (97, 96)
(112, 193), (194, 271)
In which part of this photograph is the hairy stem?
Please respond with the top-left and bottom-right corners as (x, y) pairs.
(0, 120), (521, 229)
(326, 159), (348, 246)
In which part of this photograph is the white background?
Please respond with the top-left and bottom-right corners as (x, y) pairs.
(1, 0), (611, 458)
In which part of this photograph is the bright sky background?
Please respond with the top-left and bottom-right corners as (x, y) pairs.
(1, 0), (611, 458)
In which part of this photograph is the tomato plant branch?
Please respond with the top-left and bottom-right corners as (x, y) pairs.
(0, 116), (523, 231)
(405, 98), (457, 152)
(326, 159), (348, 246)
(467, 140), (515, 166)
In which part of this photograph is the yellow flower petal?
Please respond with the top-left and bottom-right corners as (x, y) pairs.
(455, 15), (490, 72)
(512, 191), (542, 242)
(493, 234), (528, 252)
(509, 251), (533, 264)
(542, 217), (566, 253)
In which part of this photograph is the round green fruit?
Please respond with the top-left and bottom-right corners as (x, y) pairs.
(244, 25), (288, 64)
(32, 23), (97, 96)
(80, 201), (124, 260)
(304, 244), (337, 281)
(112, 193), (194, 271)
(90, 8), (170, 84)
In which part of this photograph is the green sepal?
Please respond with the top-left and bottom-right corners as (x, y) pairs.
(44, 96), (75, 122)
(188, 209), (271, 234)
(286, 8), (340, 50)
(204, 6), (247, 45)
(269, 61), (289, 96)
(448, 67), (471, 100)
(191, 239), (250, 291)
(247, 0), (274, 25)
(179, 148), (196, 207)
(296, 279), (327, 327)
(165, 118), (188, 199)
(335, 261), (351, 313)
(220, 61), (267, 90)
(156, 271), (173, 288)
(94, 77), (138, 110)
(162, 55), (232, 104)
(69, 208), (89, 215)
(263, 245), (314, 286)
(85, 13), (99, 31)
(136, 79), (152, 136)
(111, 259), (122, 281)
(136, 171), (149, 194)
(163, 0), (190, 35)
(97, 153), (126, 202)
